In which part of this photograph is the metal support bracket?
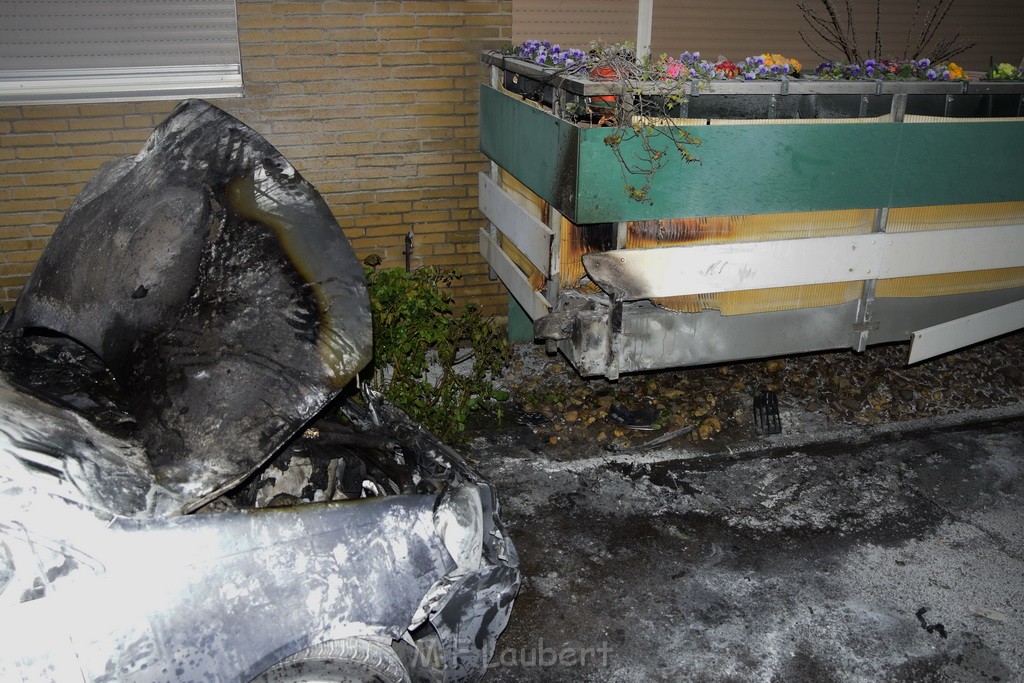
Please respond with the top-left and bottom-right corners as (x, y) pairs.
(605, 297), (624, 381)
(545, 205), (562, 354)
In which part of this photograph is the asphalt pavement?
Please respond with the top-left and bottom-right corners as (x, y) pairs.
(474, 415), (1024, 682)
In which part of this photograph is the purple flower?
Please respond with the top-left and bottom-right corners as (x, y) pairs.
(758, 65), (768, 76)
(918, 58), (931, 68)
(680, 51), (691, 61)
(692, 51), (700, 60)
(744, 72), (755, 80)
(865, 59), (876, 67)
(865, 65), (875, 76)
(926, 68), (937, 80)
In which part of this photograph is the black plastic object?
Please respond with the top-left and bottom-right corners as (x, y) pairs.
(608, 404), (660, 430)
(753, 389), (782, 435)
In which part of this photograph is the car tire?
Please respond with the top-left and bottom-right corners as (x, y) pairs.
(252, 637), (411, 683)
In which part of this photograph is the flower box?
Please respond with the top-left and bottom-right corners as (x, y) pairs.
(478, 51), (1024, 378)
(481, 51), (1024, 223)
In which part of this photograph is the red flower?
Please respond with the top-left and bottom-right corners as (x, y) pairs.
(716, 60), (739, 78)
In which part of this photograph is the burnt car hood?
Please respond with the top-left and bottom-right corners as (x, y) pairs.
(0, 100), (520, 681)
(5, 99), (371, 511)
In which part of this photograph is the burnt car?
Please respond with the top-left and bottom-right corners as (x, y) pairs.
(0, 100), (519, 682)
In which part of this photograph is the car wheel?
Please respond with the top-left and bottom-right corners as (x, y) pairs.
(252, 637), (411, 683)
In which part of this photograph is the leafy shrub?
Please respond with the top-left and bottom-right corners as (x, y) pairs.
(364, 263), (509, 442)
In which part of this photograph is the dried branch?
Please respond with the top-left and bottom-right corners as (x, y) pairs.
(873, 0), (882, 60)
(803, 13), (846, 51)
(929, 34), (977, 63)
(915, 0), (951, 57)
(799, 0), (975, 63)
(904, 1), (921, 59)
(798, 0), (859, 62)
(845, 0), (861, 62)
(798, 30), (838, 62)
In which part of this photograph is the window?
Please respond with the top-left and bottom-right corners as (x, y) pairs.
(0, 0), (242, 105)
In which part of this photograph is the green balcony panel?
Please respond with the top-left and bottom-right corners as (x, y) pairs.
(480, 85), (1024, 224)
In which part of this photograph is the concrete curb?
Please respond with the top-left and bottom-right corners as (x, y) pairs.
(539, 402), (1024, 473)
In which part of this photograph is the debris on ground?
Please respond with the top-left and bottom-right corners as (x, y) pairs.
(487, 332), (1024, 456)
(607, 404), (661, 430)
(753, 389), (782, 436)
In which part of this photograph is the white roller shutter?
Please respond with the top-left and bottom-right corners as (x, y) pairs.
(0, 0), (242, 105)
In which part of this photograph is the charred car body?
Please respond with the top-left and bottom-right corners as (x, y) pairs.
(0, 100), (519, 682)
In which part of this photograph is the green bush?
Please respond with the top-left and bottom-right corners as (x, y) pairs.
(364, 263), (510, 442)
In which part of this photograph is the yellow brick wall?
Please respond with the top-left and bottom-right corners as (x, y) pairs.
(0, 0), (512, 314)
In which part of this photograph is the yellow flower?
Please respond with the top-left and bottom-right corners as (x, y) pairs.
(947, 62), (965, 79)
(761, 53), (801, 74)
